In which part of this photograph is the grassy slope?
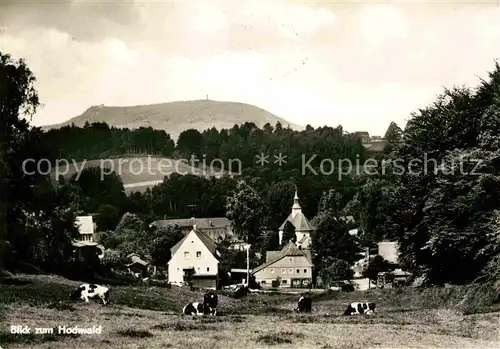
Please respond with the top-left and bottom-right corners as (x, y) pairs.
(49, 156), (229, 194)
(1, 274), (499, 349)
(41, 100), (303, 142)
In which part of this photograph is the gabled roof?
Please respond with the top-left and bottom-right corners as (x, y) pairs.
(266, 251), (280, 262)
(126, 255), (149, 267)
(252, 241), (313, 274)
(152, 217), (231, 230)
(279, 212), (315, 232)
(170, 228), (219, 258)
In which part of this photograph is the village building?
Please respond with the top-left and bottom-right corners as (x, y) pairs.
(126, 253), (151, 278)
(167, 226), (221, 289)
(75, 215), (96, 242)
(252, 241), (313, 288)
(378, 241), (399, 264)
(150, 217), (234, 242)
(278, 191), (315, 249)
(72, 215), (104, 261)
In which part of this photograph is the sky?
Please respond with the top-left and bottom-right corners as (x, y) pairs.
(0, 0), (499, 136)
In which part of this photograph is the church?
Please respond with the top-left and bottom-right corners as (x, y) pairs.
(278, 191), (315, 249)
(251, 191), (316, 288)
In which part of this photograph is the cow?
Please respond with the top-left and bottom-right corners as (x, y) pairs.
(203, 290), (218, 316)
(294, 295), (312, 313)
(70, 283), (110, 305)
(182, 302), (205, 316)
(233, 285), (249, 299)
(343, 302), (376, 315)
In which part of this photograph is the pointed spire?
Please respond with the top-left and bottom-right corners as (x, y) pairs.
(292, 189), (301, 215)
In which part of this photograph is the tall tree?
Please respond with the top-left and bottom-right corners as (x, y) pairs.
(0, 52), (40, 269)
(384, 121), (403, 144)
(149, 225), (184, 266)
(225, 181), (265, 244)
(311, 189), (361, 275)
(176, 129), (203, 158)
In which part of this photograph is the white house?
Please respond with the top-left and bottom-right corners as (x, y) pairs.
(75, 216), (96, 242)
(167, 225), (221, 289)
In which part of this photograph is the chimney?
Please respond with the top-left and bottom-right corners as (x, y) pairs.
(193, 224), (197, 231)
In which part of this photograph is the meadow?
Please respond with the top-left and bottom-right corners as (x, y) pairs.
(1, 274), (499, 349)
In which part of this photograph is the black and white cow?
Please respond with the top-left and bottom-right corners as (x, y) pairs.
(343, 302), (376, 315)
(203, 290), (218, 316)
(70, 284), (110, 305)
(294, 295), (312, 313)
(182, 290), (218, 316)
(182, 302), (205, 316)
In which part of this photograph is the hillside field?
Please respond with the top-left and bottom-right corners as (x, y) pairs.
(49, 156), (231, 194)
(1, 275), (499, 349)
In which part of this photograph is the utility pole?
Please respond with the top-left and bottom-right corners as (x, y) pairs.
(246, 244), (250, 287)
(366, 246), (370, 289)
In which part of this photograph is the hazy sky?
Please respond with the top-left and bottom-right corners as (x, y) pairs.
(1, 0), (499, 135)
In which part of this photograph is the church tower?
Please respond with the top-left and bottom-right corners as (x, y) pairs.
(278, 190), (315, 249)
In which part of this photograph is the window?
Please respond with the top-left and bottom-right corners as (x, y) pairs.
(282, 280), (287, 284)
(207, 267), (210, 272)
(288, 268), (293, 273)
(303, 269), (307, 273)
(177, 268), (180, 271)
(296, 269), (300, 274)
(290, 257), (294, 262)
(184, 252), (190, 259)
(261, 280), (266, 284)
(281, 269), (286, 274)
(196, 251), (201, 258)
(270, 268), (274, 273)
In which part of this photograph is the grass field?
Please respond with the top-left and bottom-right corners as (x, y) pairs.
(49, 156), (231, 194)
(1, 274), (499, 348)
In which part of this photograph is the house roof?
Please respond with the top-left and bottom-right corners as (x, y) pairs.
(75, 216), (95, 235)
(363, 141), (388, 152)
(126, 255), (149, 267)
(252, 241), (313, 274)
(152, 217), (231, 230)
(279, 212), (315, 232)
(170, 227), (219, 258)
(266, 251), (281, 262)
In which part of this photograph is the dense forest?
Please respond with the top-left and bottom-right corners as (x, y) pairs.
(38, 111), (398, 231)
(2, 50), (500, 289)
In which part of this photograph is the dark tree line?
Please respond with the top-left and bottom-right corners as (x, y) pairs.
(41, 122), (176, 162)
(348, 61), (500, 286)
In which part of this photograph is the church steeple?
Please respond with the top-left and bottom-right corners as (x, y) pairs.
(291, 190), (301, 217)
